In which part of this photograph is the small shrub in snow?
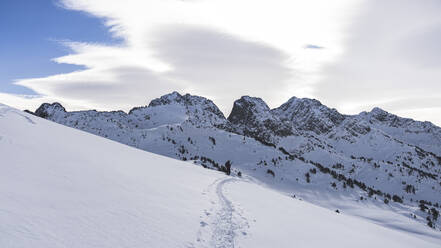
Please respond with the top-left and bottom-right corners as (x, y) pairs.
(392, 195), (403, 203)
(267, 169), (275, 177)
(426, 216), (434, 228)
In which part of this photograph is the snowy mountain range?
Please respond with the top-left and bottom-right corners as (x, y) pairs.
(29, 91), (441, 232)
(3, 103), (441, 247)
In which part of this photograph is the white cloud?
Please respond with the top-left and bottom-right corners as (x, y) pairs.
(5, 0), (441, 126)
(315, 0), (441, 125)
(150, 25), (293, 113)
(3, 0), (360, 113)
(0, 93), (87, 111)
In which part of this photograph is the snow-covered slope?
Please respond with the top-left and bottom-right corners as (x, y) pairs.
(1, 104), (224, 247)
(31, 92), (441, 232)
(2, 104), (441, 247)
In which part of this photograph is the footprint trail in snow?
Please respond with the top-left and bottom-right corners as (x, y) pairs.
(194, 177), (249, 248)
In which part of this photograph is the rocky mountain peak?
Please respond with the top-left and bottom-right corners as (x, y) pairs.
(35, 102), (66, 119)
(272, 97), (345, 135)
(228, 96), (270, 125)
(143, 91), (227, 126)
(360, 107), (412, 128)
(148, 91), (183, 107)
(227, 96), (293, 145)
(148, 92), (223, 115)
(368, 107), (393, 122)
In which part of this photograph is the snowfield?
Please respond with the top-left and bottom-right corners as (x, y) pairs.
(1, 103), (441, 247)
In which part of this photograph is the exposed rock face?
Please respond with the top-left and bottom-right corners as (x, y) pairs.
(228, 96), (272, 126)
(227, 96), (293, 145)
(35, 102), (66, 119)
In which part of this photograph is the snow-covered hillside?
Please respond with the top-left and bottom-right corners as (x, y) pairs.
(2, 104), (441, 247)
(31, 92), (441, 232)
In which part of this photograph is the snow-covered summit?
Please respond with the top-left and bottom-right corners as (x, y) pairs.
(272, 96), (346, 135)
(130, 91), (227, 127)
(357, 107), (441, 155)
(147, 91), (224, 118)
(148, 91), (183, 107)
(361, 106), (439, 132)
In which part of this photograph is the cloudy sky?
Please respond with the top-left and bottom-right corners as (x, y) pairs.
(2, 0), (441, 125)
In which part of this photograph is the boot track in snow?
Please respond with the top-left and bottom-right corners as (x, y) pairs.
(193, 177), (249, 248)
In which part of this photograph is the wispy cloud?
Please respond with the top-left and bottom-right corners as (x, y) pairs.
(4, 0), (359, 113)
(304, 44), (324, 49)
